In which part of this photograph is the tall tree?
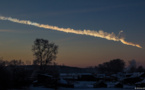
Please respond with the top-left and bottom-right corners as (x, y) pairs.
(32, 39), (58, 67)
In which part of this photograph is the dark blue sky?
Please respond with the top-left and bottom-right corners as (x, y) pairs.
(0, 0), (145, 67)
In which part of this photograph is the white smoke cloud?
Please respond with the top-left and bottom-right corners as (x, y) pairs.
(0, 16), (142, 48)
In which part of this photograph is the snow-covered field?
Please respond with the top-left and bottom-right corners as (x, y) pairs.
(29, 87), (135, 90)
(59, 88), (134, 90)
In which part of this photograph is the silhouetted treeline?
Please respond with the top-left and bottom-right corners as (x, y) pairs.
(0, 59), (24, 66)
(0, 59), (33, 90)
(97, 59), (125, 74)
(96, 59), (145, 74)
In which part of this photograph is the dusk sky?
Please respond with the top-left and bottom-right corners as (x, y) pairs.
(0, 0), (145, 67)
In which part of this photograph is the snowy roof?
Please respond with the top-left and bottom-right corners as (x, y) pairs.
(130, 72), (144, 78)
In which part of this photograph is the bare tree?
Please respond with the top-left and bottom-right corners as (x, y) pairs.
(32, 39), (58, 68)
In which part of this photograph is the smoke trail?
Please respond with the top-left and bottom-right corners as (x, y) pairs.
(0, 16), (142, 48)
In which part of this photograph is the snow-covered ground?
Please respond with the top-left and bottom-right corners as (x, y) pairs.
(29, 87), (53, 90)
(12, 86), (135, 90)
(59, 88), (135, 90)
(28, 86), (135, 90)
(74, 81), (95, 88)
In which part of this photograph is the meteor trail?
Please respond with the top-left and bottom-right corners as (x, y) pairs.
(0, 16), (142, 48)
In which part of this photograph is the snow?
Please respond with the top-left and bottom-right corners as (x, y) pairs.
(59, 78), (67, 84)
(106, 82), (116, 88)
(123, 85), (135, 89)
(130, 72), (144, 78)
(29, 87), (134, 90)
(29, 86), (54, 90)
(74, 81), (95, 88)
(14, 85), (135, 90)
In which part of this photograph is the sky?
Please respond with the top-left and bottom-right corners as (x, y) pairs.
(0, 0), (145, 67)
